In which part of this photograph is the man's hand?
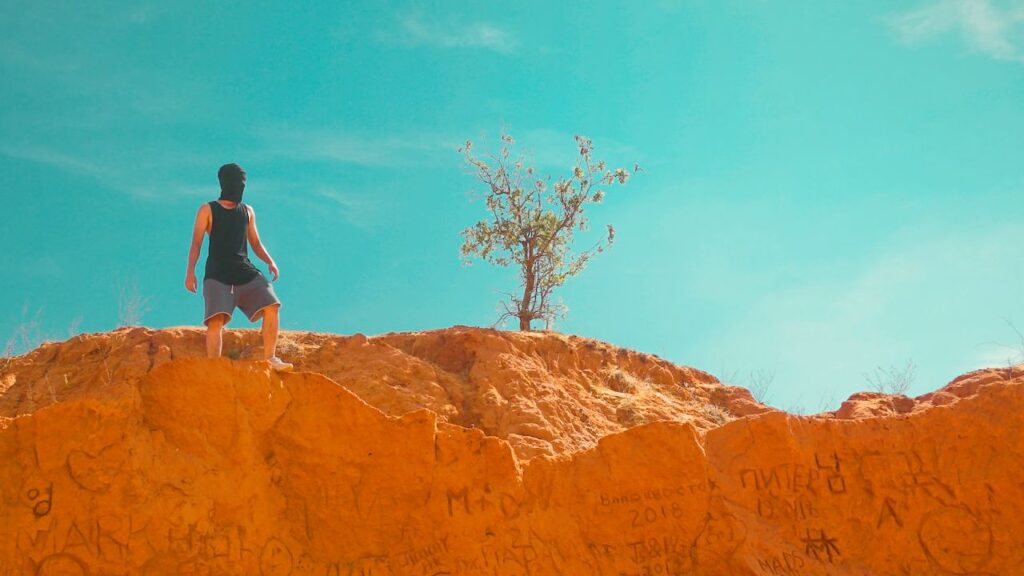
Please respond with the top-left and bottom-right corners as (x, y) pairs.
(185, 272), (198, 293)
(268, 262), (280, 281)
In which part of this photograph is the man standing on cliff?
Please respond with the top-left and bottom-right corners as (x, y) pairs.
(184, 163), (293, 372)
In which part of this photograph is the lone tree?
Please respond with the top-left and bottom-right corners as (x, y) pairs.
(458, 132), (638, 331)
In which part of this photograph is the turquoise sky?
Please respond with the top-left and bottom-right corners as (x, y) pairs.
(3, 1), (1023, 412)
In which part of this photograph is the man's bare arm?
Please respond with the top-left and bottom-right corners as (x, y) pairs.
(247, 206), (280, 280)
(184, 204), (210, 293)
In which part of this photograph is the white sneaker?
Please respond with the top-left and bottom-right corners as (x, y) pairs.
(267, 356), (294, 372)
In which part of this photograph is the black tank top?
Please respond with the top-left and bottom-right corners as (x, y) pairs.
(204, 201), (261, 285)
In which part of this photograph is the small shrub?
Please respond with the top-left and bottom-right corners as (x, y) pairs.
(4, 304), (47, 357)
(865, 360), (916, 396)
(747, 369), (775, 404)
(67, 315), (83, 337)
(116, 273), (151, 327)
(719, 368), (775, 404)
(816, 390), (838, 413)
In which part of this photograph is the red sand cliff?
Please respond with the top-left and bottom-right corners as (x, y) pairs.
(0, 326), (1021, 574)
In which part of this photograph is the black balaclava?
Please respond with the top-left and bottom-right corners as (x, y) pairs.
(217, 163), (246, 203)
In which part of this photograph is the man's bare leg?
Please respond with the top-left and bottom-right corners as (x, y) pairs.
(206, 314), (227, 358)
(260, 304), (281, 360)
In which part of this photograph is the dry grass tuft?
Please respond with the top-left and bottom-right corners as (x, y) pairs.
(699, 403), (732, 426)
(604, 367), (645, 394)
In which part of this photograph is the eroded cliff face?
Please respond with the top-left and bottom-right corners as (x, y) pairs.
(0, 326), (754, 460)
(0, 327), (1021, 575)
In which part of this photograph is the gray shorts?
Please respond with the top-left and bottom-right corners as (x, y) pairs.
(203, 273), (281, 325)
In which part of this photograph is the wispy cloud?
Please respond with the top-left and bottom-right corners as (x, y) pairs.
(262, 181), (383, 230)
(126, 183), (213, 201)
(0, 145), (108, 178)
(0, 143), (212, 202)
(974, 342), (1022, 368)
(122, 3), (165, 25)
(377, 12), (518, 54)
(888, 0), (1024, 63)
(256, 125), (461, 167)
(693, 222), (1024, 400)
(313, 187), (381, 229)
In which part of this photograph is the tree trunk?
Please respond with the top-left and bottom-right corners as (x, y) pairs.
(518, 246), (536, 331)
(519, 264), (535, 331)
